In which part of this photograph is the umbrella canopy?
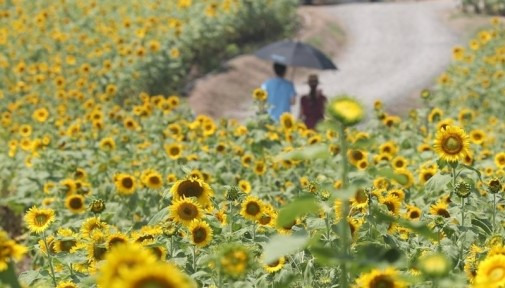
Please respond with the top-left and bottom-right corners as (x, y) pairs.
(255, 40), (337, 70)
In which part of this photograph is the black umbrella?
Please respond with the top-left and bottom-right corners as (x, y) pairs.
(255, 40), (337, 70)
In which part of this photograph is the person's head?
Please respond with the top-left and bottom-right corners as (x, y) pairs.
(308, 74), (319, 89)
(273, 63), (287, 77)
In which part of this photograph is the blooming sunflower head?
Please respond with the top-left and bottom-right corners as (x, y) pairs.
(263, 256), (286, 273)
(327, 96), (364, 126)
(24, 206), (56, 234)
(240, 196), (264, 221)
(170, 197), (203, 226)
(433, 125), (470, 163)
(65, 194), (86, 214)
(188, 219), (213, 248)
(252, 88), (267, 101)
(353, 267), (406, 288)
(170, 178), (213, 206)
(114, 173), (137, 196)
(475, 254), (505, 287)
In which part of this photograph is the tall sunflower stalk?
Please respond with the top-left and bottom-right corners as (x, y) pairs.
(327, 96), (364, 288)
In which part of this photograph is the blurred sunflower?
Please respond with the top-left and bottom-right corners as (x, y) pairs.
(238, 179), (251, 194)
(280, 113), (295, 130)
(165, 142), (183, 160)
(65, 194), (85, 214)
(218, 244), (253, 279)
(98, 243), (157, 288)
(475, 254), (505, 287)
(0, 230), (27, 271)
(56, 281), (77, 288)
(327, 96), (364, 126)
(24, 206), (56, 234)
(114, 173), (137, 196)
(429, 201), (450, 218)
(141, 169), (163, 189)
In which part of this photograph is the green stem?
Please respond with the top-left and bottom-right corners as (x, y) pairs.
(252, 222), (256, 242)
(450, 166), (457, 199)
(339, 124), (348, 187)
(170, 236), (174, 258)
(42, 232), (57, 287)
(493, 193), (497, 231)
(461, 197), (465, 227)
(338, 123), (350, 288)
(325, 213), (331, 246)
(192, 245), (197, 272)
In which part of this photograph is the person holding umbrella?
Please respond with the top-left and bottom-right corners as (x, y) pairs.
(261, 62), (297, 122)
(300, 74), (327, 129)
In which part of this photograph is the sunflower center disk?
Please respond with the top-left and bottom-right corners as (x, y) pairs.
(489, 267), (505, 282)
(444, 136), (462, 154)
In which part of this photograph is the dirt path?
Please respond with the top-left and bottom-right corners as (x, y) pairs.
(189, 0), (489, 120)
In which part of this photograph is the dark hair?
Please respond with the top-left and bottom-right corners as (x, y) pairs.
(273, 63), (287, 77)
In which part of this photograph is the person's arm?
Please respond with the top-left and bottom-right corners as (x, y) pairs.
(290, 83), (296, 105)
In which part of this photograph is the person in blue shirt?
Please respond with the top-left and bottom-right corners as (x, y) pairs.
(261, 63), (296, 121)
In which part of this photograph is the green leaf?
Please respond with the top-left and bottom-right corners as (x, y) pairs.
(0, 262), (22, 288)
(274, 144), (329, 161)
(371, 206), (437, 240)
(263, 233), (309, 263)
(148, 206), (169, 225)
(461, 164), (483, 182)
(277, 196), (320, 227)
(471, 217), (493, 236)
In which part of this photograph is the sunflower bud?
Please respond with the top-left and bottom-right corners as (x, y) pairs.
(89, 199), (105, 214)
(488, 179), (502, 194)
(455, 182), (471, 198)
(487, 234), (504, 247)
(162, 221), (178, 237)
(226, 186), (240, 201)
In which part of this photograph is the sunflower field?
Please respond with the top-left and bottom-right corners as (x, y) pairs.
(2, 0), (505, 287)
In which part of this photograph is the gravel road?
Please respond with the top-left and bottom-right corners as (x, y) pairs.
(293, 0), (461, 117)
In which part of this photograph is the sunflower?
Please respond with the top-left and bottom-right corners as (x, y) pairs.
(429, 201), (450, 218)
(353, 268), (406, 288)
(253, 160), (267, 176)
(379, 141), (398, 156)
(257, 204), (277, 227)
(218, 244), (253, 279)
(393, 169), (414, 188)
(0, 230), (27, 271)
(33, 107), (49, 122)
(114, 173), (137, 196)
(141, 169), (163, 189)
(170, 178), (213, 206)
(99, 137), (116, 150)
(495, 152), (505, 169)
(327, 96), (364, 126)
(263, 256), (286, 273)
(475, 255), (505, 287)
(252, 88), (267, 101)
(56, 281), (78, 288)
(164, 143), (183, 160)
(470, 129), (486, 145)
(65, 194), (85, 214)
(350, 189), (368, 211)
(348, 149), (368, 166)
(106, 233), (129, 249)
(60, 178), (77, 195)
(188, 219), (213, 248)
(433, 125), (470, 163)
(405, 205), (422, 221)
(80, 217), (108, 239)
(280, 113), (295, 130)
(98, 243), (157, 288)
(348, 217), (364, 237)
(170, 197), (203, 226)
(24, 206), (56, 234)
(392, 156), (408, 170)
(53, 228), (78, 253)
(240, 196), (264, 221)
(380, 195), (401, 216)
(149, 246), (167, 260)
(419, 167), (436, 184)
(241, 154), (254, 167)
(238, 179), (251, 194)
